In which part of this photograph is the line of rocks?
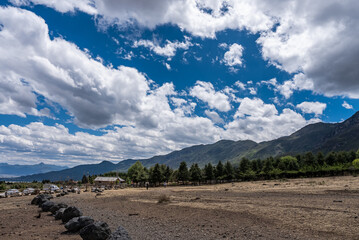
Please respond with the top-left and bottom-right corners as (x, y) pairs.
(31, 194), (131, 240)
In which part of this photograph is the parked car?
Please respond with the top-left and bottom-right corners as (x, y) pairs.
(22, 188), (35, 195)
(5, 189), (21, 197)
(43, 184), (60, 192)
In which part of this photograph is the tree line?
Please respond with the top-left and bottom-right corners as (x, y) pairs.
(82, 150), (359, 186)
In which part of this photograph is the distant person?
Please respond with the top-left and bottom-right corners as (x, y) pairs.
(145, 181), (149, 190)
(164, 182), (167, 188)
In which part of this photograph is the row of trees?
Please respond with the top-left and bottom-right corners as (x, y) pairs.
(84, 150), (359, 185)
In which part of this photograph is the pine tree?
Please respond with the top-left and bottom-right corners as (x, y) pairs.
(239, 158), (251, 173)
(190, 163), (202, 183)
(224, 161), (234, 180)
(204, 163), (214, 181)
(215, 161), (224, 180)
(178, 161), (189, 183)
(81, 175), (89, 184)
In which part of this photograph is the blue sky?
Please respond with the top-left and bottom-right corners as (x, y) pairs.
(0, 0), (358, 166)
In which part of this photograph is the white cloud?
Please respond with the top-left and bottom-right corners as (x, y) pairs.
(190, 81), (231, 112)
(224, 98), (315, 142)
(296, 101), (327, 116)
(10, 0), (97, 14)
(342, 101), (353, 110)
(164, 62), (171, 70)
(0, 6), (151, 128)
(277, 73), (314, 99)
(205, 110), (224, 124)
(256, 0), (359, 99)
(234, 81), (246, 90)
(222, 43), (244, 68)
(0, 6), (327, 166)
(133, 38), (192, 59)
(12, 0), (359, 98)
(219, 43), (228, 49)
(249, 87), (257, 95)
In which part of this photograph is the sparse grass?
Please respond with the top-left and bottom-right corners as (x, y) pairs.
(158, 194), (170, 204)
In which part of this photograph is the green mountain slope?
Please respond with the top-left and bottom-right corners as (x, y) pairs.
(4, 111), (359, 181)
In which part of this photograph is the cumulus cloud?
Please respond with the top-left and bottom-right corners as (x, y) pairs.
(190, 81), (231, 112)
(205, 110), (224, 124)
(224, 98), (316, 142)
(277, 74), (314, 99)
(0, 6), (152, 128)
(256, 0), (359, 99)
(234, 81), (246, 90)
(296, 101), (327, 116)
(0, 6), (326, 165)
(342, 101), (353, 110)
(10, 0), (97, 14)
(12, 0), (359, 98)
(133, 37), (192, 59)
(222, 43), (244, 70)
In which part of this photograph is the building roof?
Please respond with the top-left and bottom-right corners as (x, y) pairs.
(94, 177), (125, 182)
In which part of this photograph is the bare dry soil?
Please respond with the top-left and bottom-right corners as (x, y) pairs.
(1, 176), (359, 239)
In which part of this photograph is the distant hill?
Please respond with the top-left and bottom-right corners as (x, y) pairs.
(4, 111), (359, 181)
(0, 161), (121, 182)
(0, 162), (68, 178)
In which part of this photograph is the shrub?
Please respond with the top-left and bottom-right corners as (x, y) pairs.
(157, 194), (170, 204)
(352, 159), (359, 169)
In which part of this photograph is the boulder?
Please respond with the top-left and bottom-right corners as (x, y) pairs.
(65, 216), (94, 232)
(54, 208), (66, 220)
(39, 198), (52, 208)
(31, 194), (53, 205)
(49, 203), (68, 214)
(41, 201), (55, 212)
(108, 226), (132, 240)
(79, 221), (111, 240)
(62, 206), (82, 223)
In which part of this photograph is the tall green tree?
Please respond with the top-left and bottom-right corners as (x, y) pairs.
(128, 161), (146, 183)
(224, 161), (234, 180)
(190, 163), (202, 183)
(81, 175), (89, 184)
(150, 163), (163, 185)
(325, 152), (337, 166)
(263, 158), (274, 173)
(215, 161), (225, 180)
(303, 152), (317, 167)
(239, 158), (251, 173)
(204, 163), (214, 181)
(316, 152), (325, 166)
(178, 161), (189, 183)
(164, 166), (172, 182)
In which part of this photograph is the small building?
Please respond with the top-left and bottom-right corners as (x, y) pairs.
(94, 177), (125, 186)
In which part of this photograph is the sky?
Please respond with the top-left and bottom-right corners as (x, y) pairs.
(0, 0), (358, 167)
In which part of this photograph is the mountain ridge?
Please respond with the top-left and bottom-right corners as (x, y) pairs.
(3, 111), (359, 181)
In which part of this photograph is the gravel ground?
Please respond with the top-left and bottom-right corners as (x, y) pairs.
(1, 176), (359, 239)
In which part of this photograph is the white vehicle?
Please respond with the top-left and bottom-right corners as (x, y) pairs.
(43, 184), (60, 192)
(5, 189), (21, 197)
(22, 188), (35, 195)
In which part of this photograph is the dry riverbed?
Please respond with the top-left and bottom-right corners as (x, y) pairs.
(1, 176), (359, 239)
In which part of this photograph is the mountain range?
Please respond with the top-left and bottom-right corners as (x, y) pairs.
(0, 162), (68, 178)
(2, 111), (359, 181)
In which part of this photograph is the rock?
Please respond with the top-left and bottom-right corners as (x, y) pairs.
(108, 226), (131, 240)
(65, 216), (94, 232)
(54, 208), (66, 220)
(49, 203), (68, 214)
(31, 194), (53, 205)
(62, 206), (82, 223)
(79, 221), (111, 240)
(41, 201), (55, 212)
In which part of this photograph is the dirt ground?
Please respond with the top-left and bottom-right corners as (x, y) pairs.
(1, 176), (359, 240)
